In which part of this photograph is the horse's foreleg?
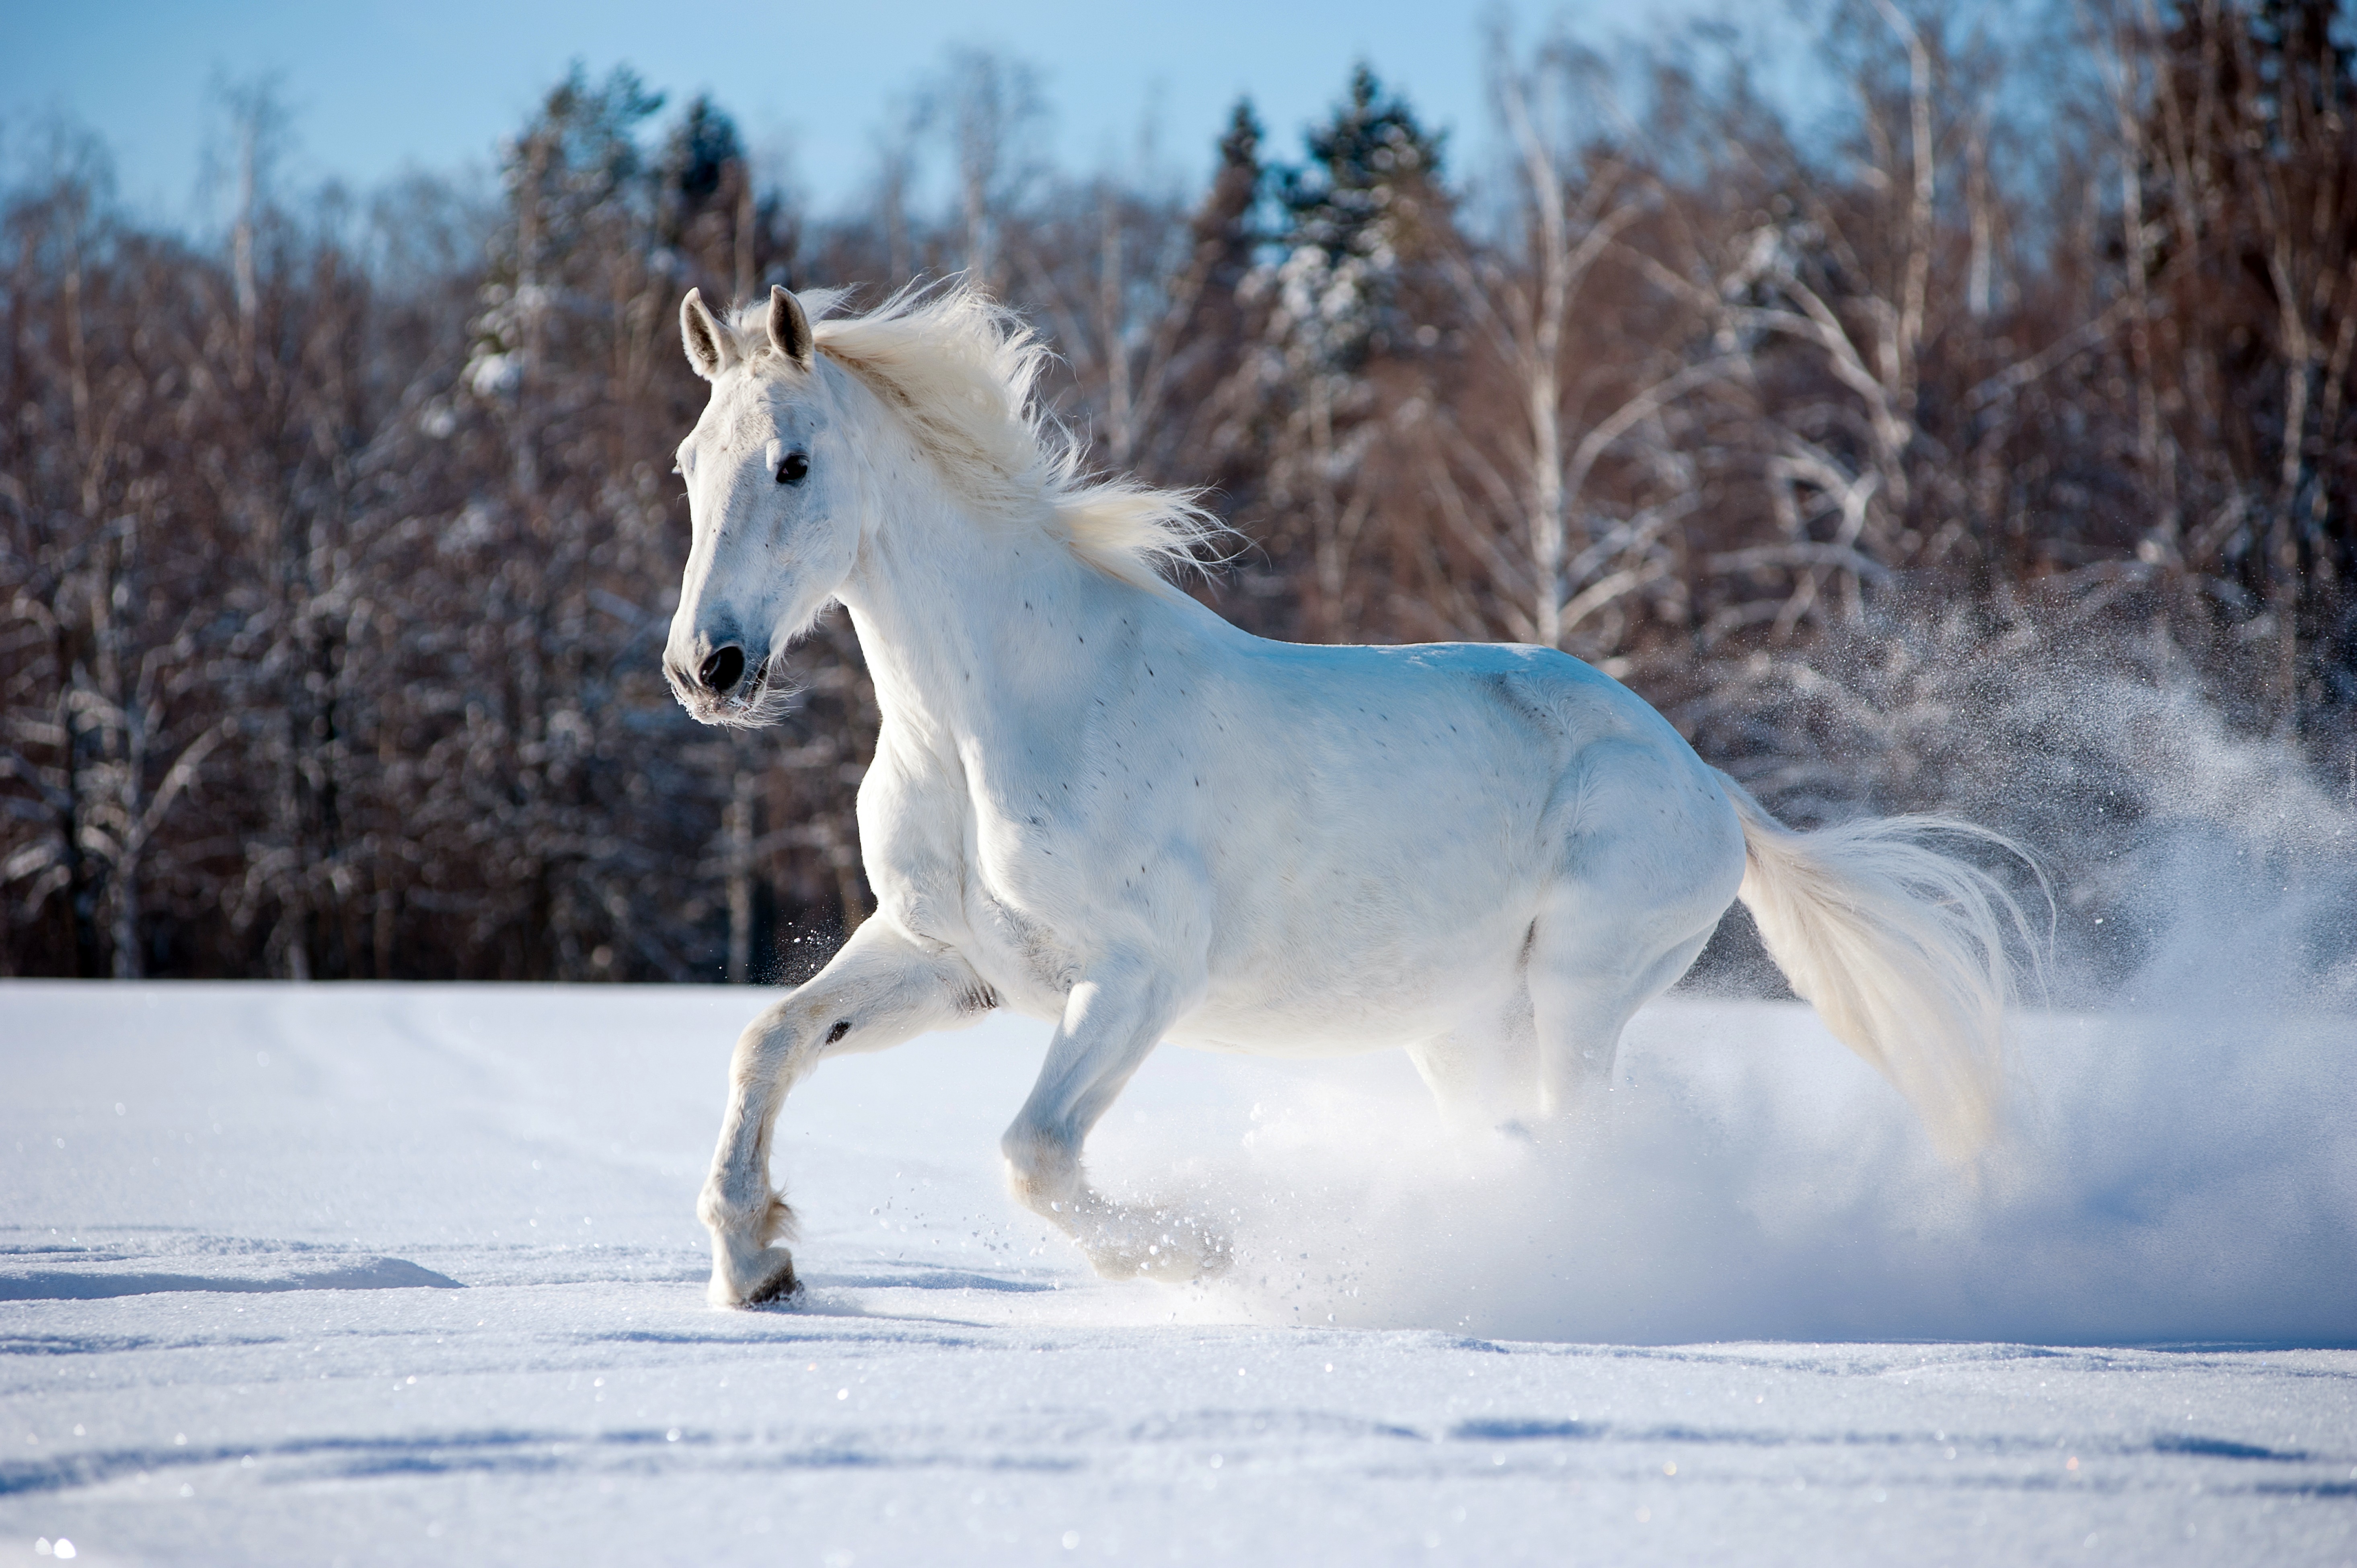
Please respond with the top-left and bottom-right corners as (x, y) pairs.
(699, 920), (989, 1307)
(999, 972), (1221, 1280)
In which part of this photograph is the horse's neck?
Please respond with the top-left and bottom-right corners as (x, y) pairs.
(836, 486), (1150, 758)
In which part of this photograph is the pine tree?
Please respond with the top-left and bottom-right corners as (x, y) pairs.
(664, 94), (744, 217)
(1279, 64), (1445, 273)
(1196, 101), (1268, 292)
(1261, 64), (1448, 376)
(1241, 68), (1456, 636)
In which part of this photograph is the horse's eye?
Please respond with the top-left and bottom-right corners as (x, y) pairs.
(777, 452), (809, 485)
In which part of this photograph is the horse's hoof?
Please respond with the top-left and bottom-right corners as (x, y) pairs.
(711, 1247), (800, 1308)
(744, 1266), (802, 1306)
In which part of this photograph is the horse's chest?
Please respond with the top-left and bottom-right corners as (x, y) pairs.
(866, 719), (1200, 1015)
(863, 802), (1083, 1016)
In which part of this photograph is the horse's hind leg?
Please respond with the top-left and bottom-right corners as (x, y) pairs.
(1407, 991), (1543, 1135)
(1527, 747), (1745, 1122)
(699, 919), (992, 1307)
(1526, 916), (1716, 1120)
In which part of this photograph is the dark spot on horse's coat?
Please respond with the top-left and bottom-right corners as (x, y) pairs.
(826, 1019), (853, 1043)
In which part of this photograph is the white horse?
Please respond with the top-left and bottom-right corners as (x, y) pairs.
(664, 280), (2031, 1307)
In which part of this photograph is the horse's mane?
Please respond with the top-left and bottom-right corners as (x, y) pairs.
(722, 280), (1221, 595)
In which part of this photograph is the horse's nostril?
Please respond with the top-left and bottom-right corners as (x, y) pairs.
(699, 645), (747, 695)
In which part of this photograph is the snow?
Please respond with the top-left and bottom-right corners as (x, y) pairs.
(3, 981), (2353, 1565)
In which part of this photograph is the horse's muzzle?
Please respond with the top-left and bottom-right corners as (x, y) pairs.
(666, 646), (781, 727)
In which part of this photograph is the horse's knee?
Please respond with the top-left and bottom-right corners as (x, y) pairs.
(1000, 1121), (1081, 1215)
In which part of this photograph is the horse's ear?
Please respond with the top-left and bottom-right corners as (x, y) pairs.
(680, 289), (733, 380)
(766, 285), (814, 371)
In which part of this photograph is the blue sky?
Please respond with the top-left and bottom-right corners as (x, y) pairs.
(2, 0), (1761, 221)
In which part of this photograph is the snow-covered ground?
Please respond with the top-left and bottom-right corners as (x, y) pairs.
(3, 981), (2353, 1565)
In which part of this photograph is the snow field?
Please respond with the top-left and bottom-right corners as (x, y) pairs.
(2, 981), (2353, 1565)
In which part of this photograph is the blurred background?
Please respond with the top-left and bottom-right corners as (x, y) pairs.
(0, 1), (2351, 989)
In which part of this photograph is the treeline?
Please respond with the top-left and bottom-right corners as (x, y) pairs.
(3, 2), (2352, 981)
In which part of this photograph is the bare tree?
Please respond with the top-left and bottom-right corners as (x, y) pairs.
(1429, 32), (1741, 655)
(928, 49), (1048, 293)
(5, 8), (2351, 979)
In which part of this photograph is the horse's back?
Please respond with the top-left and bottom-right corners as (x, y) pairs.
(1167, 630), (1739, 1054)
(1223, 634), (1720, 821)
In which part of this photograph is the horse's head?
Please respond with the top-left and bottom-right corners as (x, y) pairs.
(664, 285), (858, 727)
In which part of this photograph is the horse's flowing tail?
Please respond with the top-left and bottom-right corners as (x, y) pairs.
(1719, 773), (2041, 1161)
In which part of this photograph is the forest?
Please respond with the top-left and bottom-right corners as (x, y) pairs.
(2, 0), (2351, 984)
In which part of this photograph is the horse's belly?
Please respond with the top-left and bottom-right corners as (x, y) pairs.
(1169, 975), (1504, 1056)
(1165, 997), (1467, 1057)
(1169, 899), (1532, 1056)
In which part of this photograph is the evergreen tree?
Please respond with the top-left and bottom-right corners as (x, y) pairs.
(665, 96), (743, 208)
(1195, 100), (1268, 293)
(511, 65), (665, 228)
(1278, 63), (1445, 271)
(660, 93), (745, 244)
(1261, 64), (1449, 375)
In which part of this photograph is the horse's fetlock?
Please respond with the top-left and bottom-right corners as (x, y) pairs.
(697, 1178), (779, 1237)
